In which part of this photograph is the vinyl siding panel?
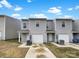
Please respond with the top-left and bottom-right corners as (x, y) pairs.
(5, 16), (20, 39)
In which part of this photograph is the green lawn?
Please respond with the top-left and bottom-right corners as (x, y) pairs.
(45, 43), (79, 58)
(0, 39), (29, 58)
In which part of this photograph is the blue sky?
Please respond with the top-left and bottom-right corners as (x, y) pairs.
(0, 0), (79, 19)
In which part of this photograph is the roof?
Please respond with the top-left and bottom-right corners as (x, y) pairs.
(22, 19), (28, 21)
(29, 18), (47, 20)
(0, 15), (19, 20)
(56, 18), (73, 21)
(0, 15), (6, 17)
(0, 15), (12, 17)
(47, 20), (53, 21)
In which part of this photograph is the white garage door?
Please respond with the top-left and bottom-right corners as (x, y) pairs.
(58, 34), (69, 43)
(32, 35), (43, 43)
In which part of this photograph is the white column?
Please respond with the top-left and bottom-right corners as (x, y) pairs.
(18, 32), (21, 42)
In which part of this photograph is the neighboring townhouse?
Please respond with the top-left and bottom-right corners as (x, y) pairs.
(0, 15), (20, 40)
(18, 18), (79, 44)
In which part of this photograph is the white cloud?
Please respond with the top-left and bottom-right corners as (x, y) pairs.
(14, 6), (23, 11)
(0, 0), (12, 8)
(11, 13), (21, 19)
(58, 15), (72, 18)
(0, 4), (2, 8)
(11, 13), (28, 19)
(27, 0), (32, 3)
(22, 16), (27, 19)
(58, 6), (61, 9)
(56, 12), (62, 15)
(68, 8), (73, 11)
(75, 5), (79, 10)
(63, 15), (72, 18)
(48, 7), (61, 14)
(30, 13), (48, 18)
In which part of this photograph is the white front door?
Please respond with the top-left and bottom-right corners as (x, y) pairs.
(48, 34), (53, 42)
(58, 34), (69, 43)
(32, 35), (43, 43)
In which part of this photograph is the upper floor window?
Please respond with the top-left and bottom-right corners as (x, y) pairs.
(62, 22), (65, 27)
(23, 23), (26, 28)
(36, 23), (39, 27)
(47, 26), (48, 28)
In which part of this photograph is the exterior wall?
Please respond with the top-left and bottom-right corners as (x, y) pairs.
(55, 20), (72, 33)
(5, 16), (20, 39)
(20, 18), (79, 43)
(55, 20), (73, 42)
(29, 20), (47, 42)
(0, 16), (5, 40)
(72, 20), (79, 31)
(47, 20), (54, 30)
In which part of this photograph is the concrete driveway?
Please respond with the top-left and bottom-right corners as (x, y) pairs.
(25, 44), (56, 58)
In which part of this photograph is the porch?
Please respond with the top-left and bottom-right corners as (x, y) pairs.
(18, 30), (45, 44)
(18, 30), (29, 43)
(47, 30), (55, 43)
(73, 33), (79, 43)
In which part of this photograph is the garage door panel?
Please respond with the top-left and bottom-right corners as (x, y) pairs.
(32, 35), (43, 43)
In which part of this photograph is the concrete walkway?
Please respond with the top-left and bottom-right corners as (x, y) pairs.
(52, 42), (79, 50)
(25, 44), (56, 58)
(18, 43), (31, 48)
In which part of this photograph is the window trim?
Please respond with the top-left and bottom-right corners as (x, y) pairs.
(36, 23), (39, 27)
(23, 23), (27, 28)
(62, 21), (65, 27)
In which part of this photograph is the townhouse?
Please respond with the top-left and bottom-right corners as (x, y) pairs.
(18, 18), (79, 44)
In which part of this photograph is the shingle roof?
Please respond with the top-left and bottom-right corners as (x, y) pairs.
(22, 19), (28, 21)
(29, 18), (47, 20)
(56, 18), (73, 21)
(0, 15), (6, 17)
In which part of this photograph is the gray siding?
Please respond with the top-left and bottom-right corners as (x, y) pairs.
(47, 20), (54, 30)
(20, 18), (79, 43)
(29, 20), (47, 42)
(29, 20), (46, 33)
(72, 20), (79, 31)
(55, 20), (72, 33)
(5, 16), (20, 39)
(55, 20), (73, 42)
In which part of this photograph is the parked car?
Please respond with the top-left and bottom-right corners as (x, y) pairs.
(73, 39), (79, 43)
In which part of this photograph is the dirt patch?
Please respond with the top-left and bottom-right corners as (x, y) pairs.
(0, 47), (29, 58)
(0, 40), (29, 58)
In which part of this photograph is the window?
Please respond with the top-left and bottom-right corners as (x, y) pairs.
(23, 23), (26, 28)
(47, 26), (48, 28)
(36, 23), (39, 27)
(62, 22), (65, 27)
